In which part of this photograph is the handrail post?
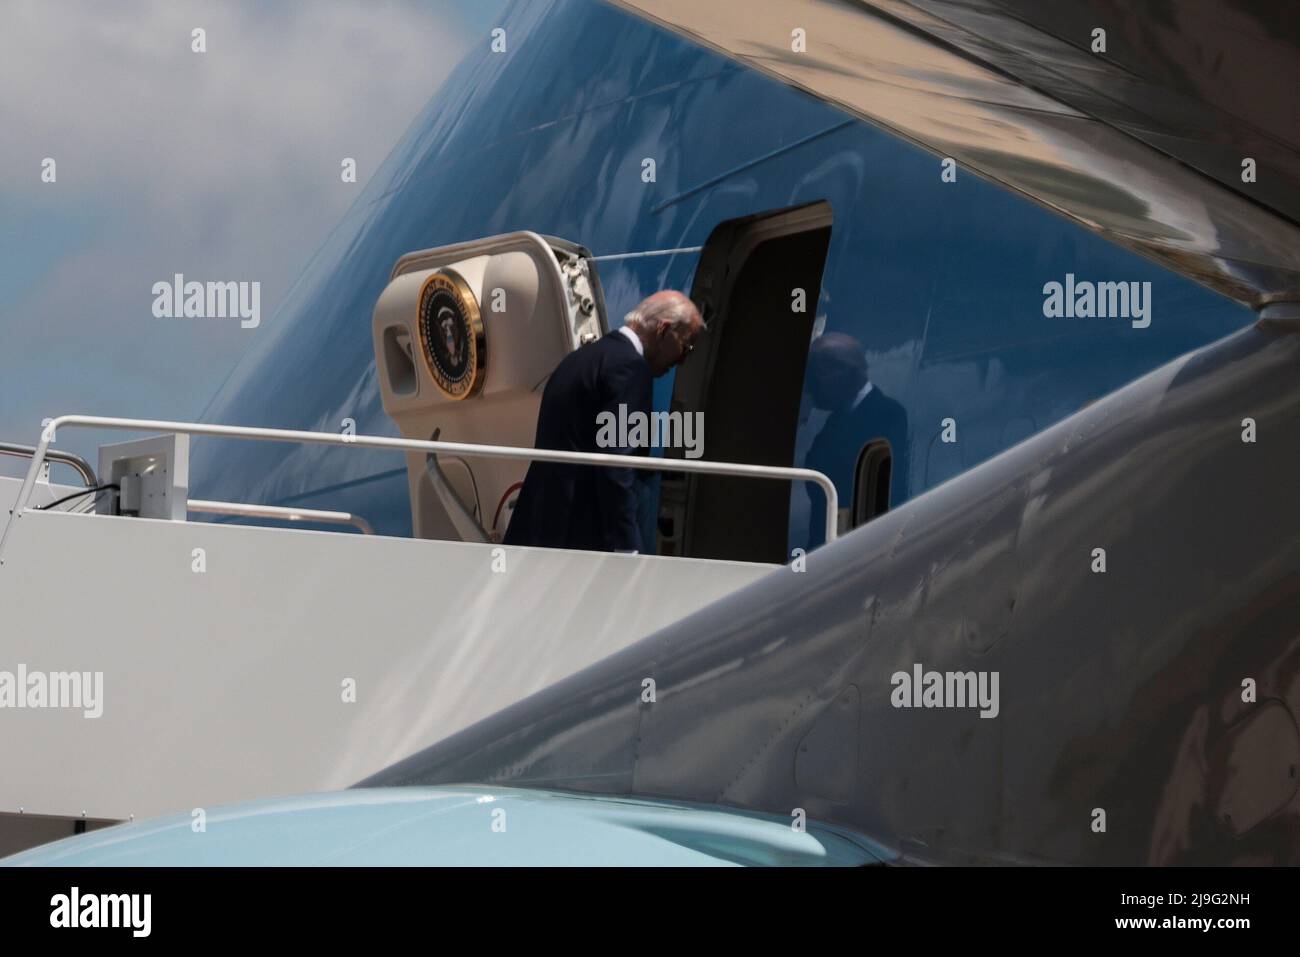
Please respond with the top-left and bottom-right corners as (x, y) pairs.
(817, 474), (838, 547)
(0, 420), (59, 564)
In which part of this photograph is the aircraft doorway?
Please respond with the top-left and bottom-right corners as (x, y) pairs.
(660, 202), (832, 563)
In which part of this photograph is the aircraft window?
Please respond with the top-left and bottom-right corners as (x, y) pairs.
(852, 439), (892, 528)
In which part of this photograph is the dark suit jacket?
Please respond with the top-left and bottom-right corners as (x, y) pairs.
(805, 385), (909, 548)
(504, 331), (653, 552)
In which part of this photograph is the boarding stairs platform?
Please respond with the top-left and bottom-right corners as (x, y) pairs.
(0, 415), (834, 854)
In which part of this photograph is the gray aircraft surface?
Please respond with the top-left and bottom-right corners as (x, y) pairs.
(363, 314), (1300, 865)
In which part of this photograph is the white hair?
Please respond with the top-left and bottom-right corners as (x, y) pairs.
(624, 294), (698, 333)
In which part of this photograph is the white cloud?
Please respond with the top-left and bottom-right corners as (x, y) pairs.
(0, 0), (480, 459)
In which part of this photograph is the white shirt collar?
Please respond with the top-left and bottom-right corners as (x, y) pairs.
(616, 325), (645, 357)
(851, 380), (874, 410)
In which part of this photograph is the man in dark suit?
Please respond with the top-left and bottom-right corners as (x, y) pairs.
(504, 291), (703, 553)
(804, 332), (909, 548)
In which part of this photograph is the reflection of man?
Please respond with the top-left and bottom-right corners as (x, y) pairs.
(439, 309), (461, 367)
(804, 332), (909, 548)
(505, 291), (703, 553)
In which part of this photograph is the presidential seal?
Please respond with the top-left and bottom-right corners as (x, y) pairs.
(417, 269), (485, 400)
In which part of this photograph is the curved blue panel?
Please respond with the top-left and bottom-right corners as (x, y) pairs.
(192, 0), (1253, 549)
(0, 787), (886, 867)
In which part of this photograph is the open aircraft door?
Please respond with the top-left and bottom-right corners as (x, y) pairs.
(371, 232), (607, 542)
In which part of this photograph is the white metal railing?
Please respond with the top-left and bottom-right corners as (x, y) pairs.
(186, 500), (375, 535)
(0, 442), (97, 486)
(0, 414), (838, 559)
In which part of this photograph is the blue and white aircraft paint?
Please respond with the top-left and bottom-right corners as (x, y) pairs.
(188, 0), (1262, 554)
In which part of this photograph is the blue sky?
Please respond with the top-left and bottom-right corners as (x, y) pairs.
(0, 0), (508, 475)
